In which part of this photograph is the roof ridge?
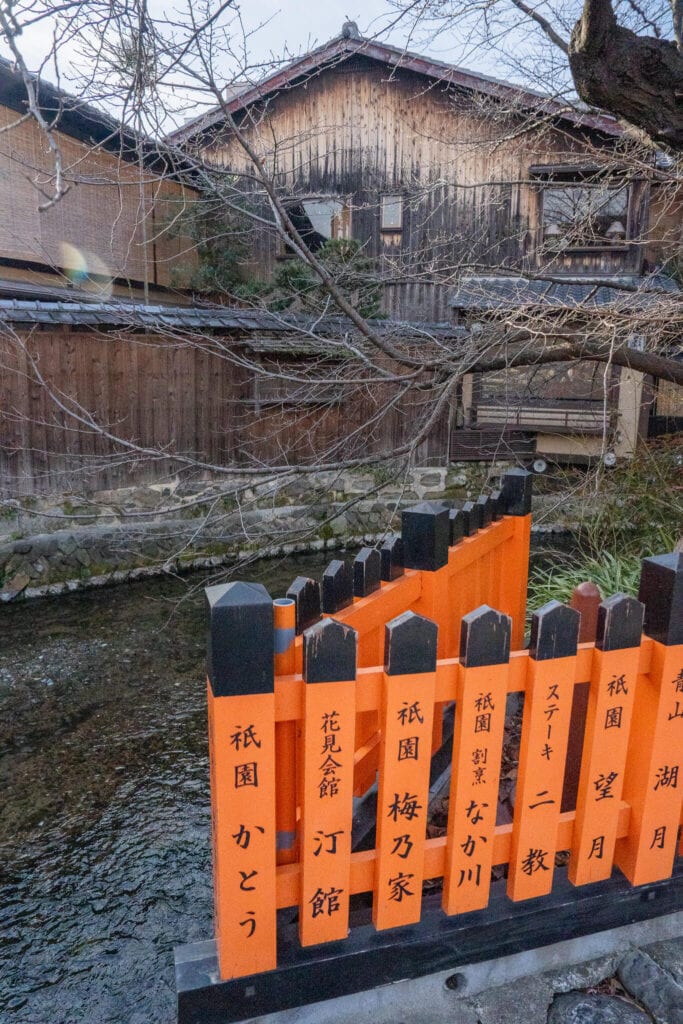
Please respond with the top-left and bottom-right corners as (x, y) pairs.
(166, 33), (622, 146)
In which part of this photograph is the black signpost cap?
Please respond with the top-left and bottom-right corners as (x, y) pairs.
(286, 576), (321, 635)
(401, 502), (449, 571)
(303, 618), (357, 683)
(460, 605), (511, 668)
(461, 500), (480, 536)
(529, 600), (580, 661)
(449, 507), (464, 546)
(638, 552), (683, 646)
(596, 593), (645, 651)
(321, 559), (354, 614)
(490, 490), (502, 520)
(206, 582), (274, 697)
(353, 547), (382, 598)
(476, 494), (493, 527)
(380, 535), (404, 581)
(499, 468), (533, 516)
(384, 611), (438, 675)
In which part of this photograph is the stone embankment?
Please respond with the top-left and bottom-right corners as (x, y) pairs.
(0, 465), (574, 601)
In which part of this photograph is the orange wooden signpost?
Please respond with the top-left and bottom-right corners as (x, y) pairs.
(196, 471), (682, 1003)
(373, 612), (437, 930)
(206, 582), (278, 980)
(443, 606), (511, 915)
(508, 601), (579, 900)
(569, 594), (643, 885)
(299, 618), (357, 946)
(615, 555), (683, 885)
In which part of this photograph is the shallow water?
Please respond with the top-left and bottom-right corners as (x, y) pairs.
(0, 554), (331, 1024)
(0, 540), (566, 1023)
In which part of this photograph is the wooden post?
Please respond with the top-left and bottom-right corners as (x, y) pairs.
(287, 576), (321, 637)
(321, 559), (354, 614)
(206, 582), (277, 980)
(373, 611), (437, 930)
(443, 605), (511, 915)
(353, 547), (382, 598)
(299, 618), (357, 946)
(380, 535), (404, 581)
(403, 502), (450, 658)
(497, 469), (533, 649)
(614, 553), (683, 885)
(562, 582), (603, 813)
(508, 600), (579, 901)
(569, 594), (644, 885)
(274, 597), (298, 866)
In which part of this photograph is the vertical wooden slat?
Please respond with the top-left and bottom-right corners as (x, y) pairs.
(497, 469), (533, 649)
(321, 559), (354, 614)
(443, 605), (511, 915)
(353, 547), (381, 598)
(380, 535), (404, 582)
(206, 581), (277, 980)
(353, 547), (383, 667)
(299, 618), (357, 946)
(402, 503), (451, 756)
(287, 576), (321, 635)
(403, 503), (450, 657)
(562, 581), (603, 813)
(373, 611), (437, 930)
(569, 594), (644, 885)
(508, 601), (580, 901)
(615, 554), (683, 885)
(274, 598), (298, 866)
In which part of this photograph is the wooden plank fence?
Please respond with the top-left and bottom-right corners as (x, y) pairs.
(179, 468), (683, 1020)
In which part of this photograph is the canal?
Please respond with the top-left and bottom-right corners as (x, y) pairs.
(1, 540), (564, 1024)
(0, 553), (332, 1024)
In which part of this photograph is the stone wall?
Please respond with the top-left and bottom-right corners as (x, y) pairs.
(0, 466), (473, 599)
(0, 464), (573, 600)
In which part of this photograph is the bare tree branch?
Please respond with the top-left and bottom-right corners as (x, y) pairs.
(510, 0), (569, 54)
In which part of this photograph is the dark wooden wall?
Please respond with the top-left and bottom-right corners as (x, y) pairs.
(0, 327), (451, 497)
(202, 56), (645, 316)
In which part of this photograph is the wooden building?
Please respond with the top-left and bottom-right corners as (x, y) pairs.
(171, 29), (668, 314)
(0, 55), (198, 303)
(172, 27), (682, 464)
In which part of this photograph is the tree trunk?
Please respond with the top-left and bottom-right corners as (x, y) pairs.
(569, 0), (683, 149)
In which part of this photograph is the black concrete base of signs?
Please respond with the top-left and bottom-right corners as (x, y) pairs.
(175, 860), (683, 1024)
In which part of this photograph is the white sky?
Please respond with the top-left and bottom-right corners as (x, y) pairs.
(0, 1), (557, 132)
(0, 1), (500, 89)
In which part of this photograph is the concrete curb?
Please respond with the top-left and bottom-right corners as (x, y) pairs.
(230, 913), (683, 1024)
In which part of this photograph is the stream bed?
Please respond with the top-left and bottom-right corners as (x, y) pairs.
(0, 554), (332, 1024)
(0, 541), (564, 1024)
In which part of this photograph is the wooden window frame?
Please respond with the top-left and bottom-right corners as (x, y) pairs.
(530, 165), (643, 258)
(380, 194), (403, 232)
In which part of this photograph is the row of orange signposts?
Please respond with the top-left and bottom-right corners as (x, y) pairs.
(202, 469), (683, 984)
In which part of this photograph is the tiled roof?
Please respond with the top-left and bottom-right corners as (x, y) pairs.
(0, 56), (192, 177)
(449, 275), (681, 310)
(0, 296), (463, 341)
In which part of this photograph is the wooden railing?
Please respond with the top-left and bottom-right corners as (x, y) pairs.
(202, 471), (683, 983)
(474, 399), (614, 435)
